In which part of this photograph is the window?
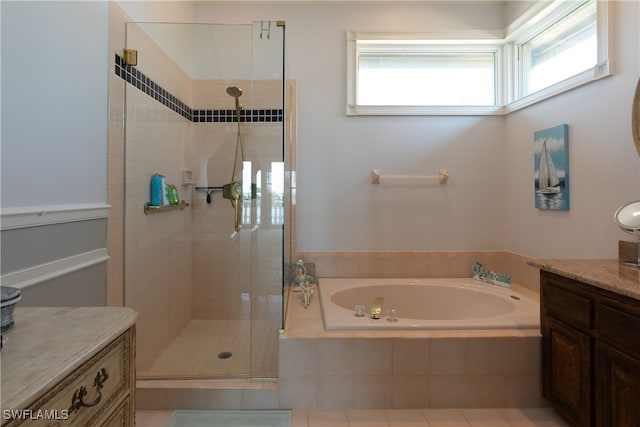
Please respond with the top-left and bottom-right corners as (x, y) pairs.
(347, 0), (609, 116)
(347, 34), (503, 115)
(357, 45), (498, 106)
(240, 161), (284, 226)
(504, 0), (608, 111)
(270, 162), (284, 225)
(519, 0), (597, 96)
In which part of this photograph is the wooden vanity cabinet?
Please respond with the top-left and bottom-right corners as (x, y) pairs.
(541, 271), (640, 427)
(541, 272), (593, 426)
(595, 298), (640, 426)
(1, 307), (137, 427)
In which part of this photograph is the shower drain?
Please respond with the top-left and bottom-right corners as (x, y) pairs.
(217, 351), (233, 359)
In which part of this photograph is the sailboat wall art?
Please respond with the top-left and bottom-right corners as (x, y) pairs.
(534, 124), (569, 210)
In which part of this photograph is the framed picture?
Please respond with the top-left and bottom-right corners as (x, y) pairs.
(534, 124), (569, 210)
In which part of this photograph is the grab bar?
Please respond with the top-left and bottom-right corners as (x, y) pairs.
(371, 169), (449, 185)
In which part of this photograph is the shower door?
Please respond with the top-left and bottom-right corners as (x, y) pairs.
(122, 21), (287, 380)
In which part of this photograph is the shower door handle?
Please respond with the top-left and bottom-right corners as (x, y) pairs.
(233, 195), (242, 232)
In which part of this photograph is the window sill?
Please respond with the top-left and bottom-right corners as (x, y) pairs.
(346, 104), (504, 116)
(503, 61), (611, 114)
(347, 61), (611, 117)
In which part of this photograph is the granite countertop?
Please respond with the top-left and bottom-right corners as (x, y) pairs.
(0, 306), (138, 412)
(529, 259), (640, 301)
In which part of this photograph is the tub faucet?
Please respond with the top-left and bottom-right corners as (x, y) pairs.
(370, 297), (383, 319)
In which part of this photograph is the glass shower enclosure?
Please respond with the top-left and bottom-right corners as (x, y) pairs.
(123, 21), (288, 380)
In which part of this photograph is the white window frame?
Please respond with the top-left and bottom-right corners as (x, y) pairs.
(503, 0), (610, 113)
(347, 31), (505, 116)
(346, 0), (610, 116)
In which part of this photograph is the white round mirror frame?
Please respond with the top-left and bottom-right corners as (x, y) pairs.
(634, 77), (640, 157)
(614, 200), (640, 235)
(614, 200), (640, 268)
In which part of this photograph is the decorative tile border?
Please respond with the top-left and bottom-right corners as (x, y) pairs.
(115, 54), (283, 123)
(192, 108), (283, 123)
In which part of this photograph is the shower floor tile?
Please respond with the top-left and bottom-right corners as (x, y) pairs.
(141, 319), (278, 379)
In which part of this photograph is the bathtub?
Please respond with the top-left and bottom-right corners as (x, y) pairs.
(318, 277), (539, 330)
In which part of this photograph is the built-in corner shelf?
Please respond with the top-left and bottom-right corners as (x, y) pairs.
(181, 169), (195, 186)
(144, 201), (189, 215)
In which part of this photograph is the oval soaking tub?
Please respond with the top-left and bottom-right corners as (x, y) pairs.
(318, 277), (539, 330)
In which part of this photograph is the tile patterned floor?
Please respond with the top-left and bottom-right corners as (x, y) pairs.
(139, 319), (279, 379)
(136, 408), (570, 426)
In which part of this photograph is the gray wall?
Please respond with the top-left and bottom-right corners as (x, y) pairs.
(1, 220), (107, 306)
(1, 1), (110, 305)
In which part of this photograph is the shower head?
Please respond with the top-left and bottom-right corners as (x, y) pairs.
(226, 86), (243, 113)
(226, 86), (243, 98)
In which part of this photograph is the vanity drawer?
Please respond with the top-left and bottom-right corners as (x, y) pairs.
(10, 329), (132, 427)
(597, 302), (640, 358)
(542, 281), (593, 331)
(98, 397), (131, 427)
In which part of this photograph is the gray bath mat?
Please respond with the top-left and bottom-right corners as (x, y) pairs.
(166, 410), (291, 427)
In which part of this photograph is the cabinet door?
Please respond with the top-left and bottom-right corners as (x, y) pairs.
(543, 315), (592, 427)
(596, 342), (640, 427)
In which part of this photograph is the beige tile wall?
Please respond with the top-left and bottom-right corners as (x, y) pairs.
(190, 79), (286, 320)
(136, 240), (543, 411)
(278, 318), (542, 409)
(276, 251), (544, 410)
(118, 18), (195, 371)
(109, 7), (293, 375)
(137, 335), (542, 411)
